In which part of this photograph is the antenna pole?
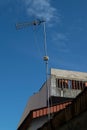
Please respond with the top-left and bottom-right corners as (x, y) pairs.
(16, 19), (50, 120)
(43, 22), (50, 120)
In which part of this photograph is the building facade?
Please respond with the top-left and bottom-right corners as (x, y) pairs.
(17, 68), (87, 130)
(37, 87), (87, 130)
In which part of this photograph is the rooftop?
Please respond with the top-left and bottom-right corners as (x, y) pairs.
(51, 68), (87, 81)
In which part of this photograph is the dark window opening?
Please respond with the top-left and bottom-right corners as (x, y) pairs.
(56, 78), (87, 90)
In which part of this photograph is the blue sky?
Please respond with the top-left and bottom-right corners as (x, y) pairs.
(0, 0), (87, 130)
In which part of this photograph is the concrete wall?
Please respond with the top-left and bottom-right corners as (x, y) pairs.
(18, 78), (51, 128)
(50, 75), (81, 98)
(27, 116), (48, 130)
(58, 110), (87, 130)
(37, 88), (87, 130)
(51, 68), (87, 81)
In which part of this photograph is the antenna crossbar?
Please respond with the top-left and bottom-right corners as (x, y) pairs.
(16, 20), (45, 30)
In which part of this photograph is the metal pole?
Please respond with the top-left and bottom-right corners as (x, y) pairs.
(43, 22), (50, 120)
(46, 60), (50, 120)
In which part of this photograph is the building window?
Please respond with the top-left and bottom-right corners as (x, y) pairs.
(56, 79), (68, 89)
(56, 78), (87, 90)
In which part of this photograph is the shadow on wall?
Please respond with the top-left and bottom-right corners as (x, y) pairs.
(37, 87), (87, 130)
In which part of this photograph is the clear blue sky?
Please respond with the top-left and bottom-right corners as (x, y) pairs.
(0, 0), (87, 130)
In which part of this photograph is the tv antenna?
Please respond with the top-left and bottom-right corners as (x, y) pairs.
(16, 19), (50, 120)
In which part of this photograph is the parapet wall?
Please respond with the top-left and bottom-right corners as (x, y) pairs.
(37, 88), (87, 130)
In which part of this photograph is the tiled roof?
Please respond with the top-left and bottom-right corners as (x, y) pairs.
(32, 101), (71, 119)
(17, 100), (71, 130)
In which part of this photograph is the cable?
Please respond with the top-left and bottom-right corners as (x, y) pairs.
(32, 25), (43, 59)
(43, 22), (47, 56)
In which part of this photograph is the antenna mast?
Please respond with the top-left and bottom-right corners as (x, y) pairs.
(16, 19), (50, 120)
(43, 22), (50, 120)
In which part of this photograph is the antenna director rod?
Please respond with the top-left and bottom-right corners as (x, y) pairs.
(16, 20), (45, 30)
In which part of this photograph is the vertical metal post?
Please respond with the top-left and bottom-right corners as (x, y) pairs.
(43, 22), (50, 120)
